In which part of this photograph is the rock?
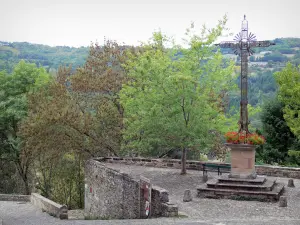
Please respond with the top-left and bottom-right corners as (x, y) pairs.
(59, 213), (68, 220)
(160, 190), (169, 203)
(279, 196), (287, 207)
(288, 179), (295, 188)
(202, 174), (208, 183)
(60, 205), (68, 220)
(183, 189), (192, 202)
(161, 202), (178, 217)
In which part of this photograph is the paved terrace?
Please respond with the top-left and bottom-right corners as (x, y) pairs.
(1, 164), (300, 225)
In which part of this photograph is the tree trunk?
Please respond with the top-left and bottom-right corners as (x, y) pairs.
(181, 147), (187, 175)
(24, 177), (30, 195)
(16, 161), (31, 195)
(19, 168), (30, 195)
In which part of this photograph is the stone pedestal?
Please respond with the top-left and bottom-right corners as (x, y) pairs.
(197, 143), (284, 202)
(226, 143), (256, 179)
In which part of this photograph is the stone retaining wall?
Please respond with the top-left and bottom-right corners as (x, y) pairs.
(0, 194), (30, 202)
(256, 165), (300, 179)
(96, 157), (300, 178)
(31, 193), (68, 219)
(85, 159), (178, 219)
(151, 185), (178, 217)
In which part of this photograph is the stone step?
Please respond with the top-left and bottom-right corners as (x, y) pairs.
(218, 175), (267, 184)
(197, 183), (285, 202)
(206, 179), (276, 191)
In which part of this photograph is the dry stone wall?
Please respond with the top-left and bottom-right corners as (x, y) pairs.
(85, 159), (139, 219)
(96, 157), (300, 179)
(256, 165), (300, 179)
(84, 159), (178, 219)
(0, 194), (30, 202)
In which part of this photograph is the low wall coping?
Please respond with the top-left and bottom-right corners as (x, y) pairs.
(0, 194), (30, 202)
(256, 164), (300, 171)
(95, 157), (300, 179)
(152, 185), (168, 192)
(31, 193), (68, 219)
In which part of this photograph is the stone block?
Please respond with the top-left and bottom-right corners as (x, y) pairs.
(226, 144), (256, 179)
(279, 196), (287, 207)
(161, 202), (178, 217)
(183, 189), (192, 202)
(150, 186), (170, 217)
(202, 174), (208, 182)
(59, 213), (68, 220)
(160, 191), (169, 203)
(288, 179), (295, 188)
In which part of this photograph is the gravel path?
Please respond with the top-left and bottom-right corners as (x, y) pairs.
(1, 201), (300, 225)
(1, 164), (300, 225)
(104, 164), (300, 221)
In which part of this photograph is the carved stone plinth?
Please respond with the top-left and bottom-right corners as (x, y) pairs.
(197, 175), (285, 202)
(226, 143), (256, 179)
(197, 143), (284, 202)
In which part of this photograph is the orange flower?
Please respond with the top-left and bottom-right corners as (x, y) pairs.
(224, 132), (265, 145)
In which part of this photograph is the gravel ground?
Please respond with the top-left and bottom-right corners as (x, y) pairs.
(1, 164), (300, 225)
(104, 164), (300, 221)
(1, 201), (300, 225)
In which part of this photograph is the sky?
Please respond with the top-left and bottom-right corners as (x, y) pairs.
(1, 0), (300, 47)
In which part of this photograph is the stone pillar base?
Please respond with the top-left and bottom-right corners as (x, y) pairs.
(225, 143), (256, 180)
(228, 171), (257, 179)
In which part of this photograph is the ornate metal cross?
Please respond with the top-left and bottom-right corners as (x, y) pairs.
(217, 15), (275, 134)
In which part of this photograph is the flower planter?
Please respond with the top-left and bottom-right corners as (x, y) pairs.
(225, 143), (257, 179)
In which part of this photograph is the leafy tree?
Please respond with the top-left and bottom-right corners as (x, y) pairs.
(120, 17), (235, 174)
(70, 40), (135, 154)
(0, 60), (50, 194)
(275, 63), (300, 138)
(19, 41), (131, 205)
(256, 98), (299, 164)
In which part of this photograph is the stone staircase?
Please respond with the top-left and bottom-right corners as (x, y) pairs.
(197, 175), (285, 201)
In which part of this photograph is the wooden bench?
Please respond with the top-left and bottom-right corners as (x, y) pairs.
(202, 163), (231, 176)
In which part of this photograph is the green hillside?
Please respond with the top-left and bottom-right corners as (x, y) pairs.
(1, 38), (300, 116)
(0, 41), (89, 73)
(221, 38), (300, 110)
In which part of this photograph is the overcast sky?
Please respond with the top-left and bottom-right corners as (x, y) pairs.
(1, 0), (299, 47)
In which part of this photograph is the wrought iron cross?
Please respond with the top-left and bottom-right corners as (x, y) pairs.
(216, 15), (275, 134)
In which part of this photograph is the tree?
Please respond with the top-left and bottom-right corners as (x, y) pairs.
(19, 40), (131, 205)
(70, 40), (134, 154)
(256, 98), (299, 164)
(275, 63), (300, 138)
(120, 17), (235, 174)
(0, 60), (50, 194)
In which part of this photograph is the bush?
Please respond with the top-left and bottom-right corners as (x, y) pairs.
(287, 150), (300, 165)
(257, 98), (300, 164)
